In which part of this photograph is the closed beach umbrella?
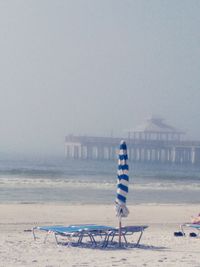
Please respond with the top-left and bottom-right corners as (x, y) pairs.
(115, 140), (129, 245)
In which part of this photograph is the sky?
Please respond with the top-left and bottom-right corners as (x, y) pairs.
(0, 0), (200, 157)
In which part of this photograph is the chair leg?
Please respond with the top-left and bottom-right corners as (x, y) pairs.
(44, 231), (50, 244)
(54, 233), (59, 244)
(136, 231), (143, 246)
(32, 228), (36, 241)
(197, 229), (200, 237)
(87, 233), (96, 246)
(102, 234), (109, 248)
(109, 232), (116, 245)
(122, 233), (127, 244)
(180, 224), (186, 236)
(102, 232), (113, 248)
(78, 234), (83, 245)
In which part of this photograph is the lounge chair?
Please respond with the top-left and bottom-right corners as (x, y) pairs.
(103, 225), (148, 247)
(33, 224), (148, 247)
(32, 224), (115, 246)
(180, 223), (200, 237)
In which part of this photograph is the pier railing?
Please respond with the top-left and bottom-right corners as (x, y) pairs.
(65, 135), (200, 165)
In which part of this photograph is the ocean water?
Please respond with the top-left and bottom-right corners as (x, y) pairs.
(0, 158), (200, 204)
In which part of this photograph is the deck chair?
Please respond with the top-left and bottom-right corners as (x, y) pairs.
(33, 225), (83, 245)
(32, 224), (115, 246)
(180, 223), (200, 237)
(103, 225), (148, 247)
(32, 224), (148, 248)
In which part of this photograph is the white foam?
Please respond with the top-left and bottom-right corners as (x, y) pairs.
(0, 176), (200, 192)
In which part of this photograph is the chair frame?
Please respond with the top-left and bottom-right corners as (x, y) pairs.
(32, 224), (148, 248)
(180, 223), (200, 237)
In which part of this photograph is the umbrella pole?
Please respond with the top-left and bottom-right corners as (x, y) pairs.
(119, 216), (122, 246)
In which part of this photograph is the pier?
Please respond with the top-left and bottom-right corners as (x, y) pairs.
(65, 117), (200, 165)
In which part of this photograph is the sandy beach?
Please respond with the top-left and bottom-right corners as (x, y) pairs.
(0, 203), (200, 267)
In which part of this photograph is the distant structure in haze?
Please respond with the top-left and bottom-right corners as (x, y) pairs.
(65, 117), (200, 165)
(126, 116), (185, 142)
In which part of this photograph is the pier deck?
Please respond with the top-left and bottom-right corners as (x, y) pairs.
(65, 135), (200, 165)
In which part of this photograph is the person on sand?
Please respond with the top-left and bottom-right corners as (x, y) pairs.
(191, 213), (200, 224)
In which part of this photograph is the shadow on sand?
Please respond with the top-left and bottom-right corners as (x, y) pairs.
(60, 241), (168, 251)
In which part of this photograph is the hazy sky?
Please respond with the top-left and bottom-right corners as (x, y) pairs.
(0, 0), (200, 157)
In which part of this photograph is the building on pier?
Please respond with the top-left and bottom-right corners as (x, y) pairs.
(126, 116), (184, 142)
(65, 117), (200, 165)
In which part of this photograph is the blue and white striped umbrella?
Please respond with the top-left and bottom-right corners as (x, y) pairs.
(115, 140), (129, 218)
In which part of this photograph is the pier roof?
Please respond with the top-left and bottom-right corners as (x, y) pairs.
(131, 117), (184, 134)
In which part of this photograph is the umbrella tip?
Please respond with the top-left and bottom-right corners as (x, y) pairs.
(120, 140), (126, 145)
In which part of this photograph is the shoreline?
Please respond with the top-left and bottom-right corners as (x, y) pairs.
(1, 201), (200, 205)
(0, 201), (200, 206)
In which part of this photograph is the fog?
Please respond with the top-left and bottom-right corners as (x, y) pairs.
(0, 0), (200, 157)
